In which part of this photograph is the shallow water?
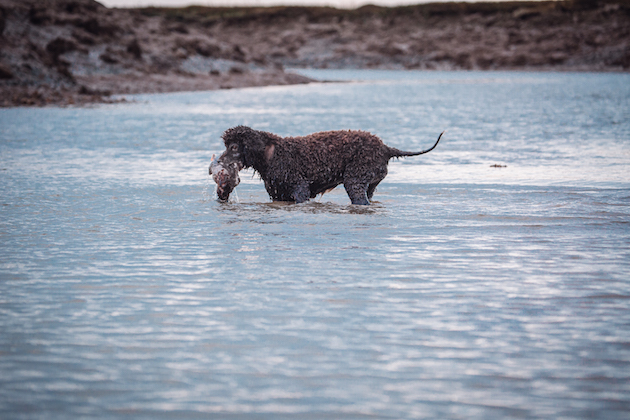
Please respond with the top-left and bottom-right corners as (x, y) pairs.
(1, 71), (629, 419)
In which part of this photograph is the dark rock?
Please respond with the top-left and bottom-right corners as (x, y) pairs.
(612, 49), (630, 69)
(169, 24), (189, 34)
(574, 0), (600, 10)
(78, 17), (100, 34)
(77, 17), (117, 37)
(79, 85), (111, 96)
(46, 38), (77, 59)
(176, 37), (222, 58)
(196, 41), (222, 58)
(0, 7), (6, 35)
(29, 6), (50, 25)
(0, 63), (13, 79)
(454, 52), (472, 69)
(513, 7), (542, 20)
(229, 66), (245, 74)
(549, 52), (569, 64)
(511, 54), (528, 67)
(231, 45), (247, 62)
(126, 39), (142, 59)
(65, 1), (84, 14)
(149, 55), (177, 73)
(72, 29), (96, 45)
(99, 52), (118, 64)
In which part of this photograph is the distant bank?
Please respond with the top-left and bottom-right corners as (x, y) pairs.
(1, 0), (628, 107)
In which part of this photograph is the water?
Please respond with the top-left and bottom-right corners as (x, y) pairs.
(1, 71), (629, 419)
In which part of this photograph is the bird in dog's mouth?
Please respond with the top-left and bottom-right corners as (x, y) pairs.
(209, 154), (242, 201)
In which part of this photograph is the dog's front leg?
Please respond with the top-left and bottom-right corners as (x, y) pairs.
(292, 182), (310, 204)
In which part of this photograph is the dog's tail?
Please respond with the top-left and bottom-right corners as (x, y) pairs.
(387, 131), (444, 159)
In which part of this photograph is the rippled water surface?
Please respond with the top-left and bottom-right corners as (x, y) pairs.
(1, 71), (629, 419)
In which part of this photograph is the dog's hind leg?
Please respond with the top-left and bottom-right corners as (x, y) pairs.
(344, 180), (370, 205)
(366, 181), (380, 202)
(366, 168), (387, 202)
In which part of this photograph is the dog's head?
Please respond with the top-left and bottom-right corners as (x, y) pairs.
(209, 126), (269, 201)
(220, 126), (268, 169)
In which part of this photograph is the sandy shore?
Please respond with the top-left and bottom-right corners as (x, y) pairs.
(1, 0), (628, 107)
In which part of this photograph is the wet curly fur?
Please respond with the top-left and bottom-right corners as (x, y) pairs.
(215, 126), (442, 205)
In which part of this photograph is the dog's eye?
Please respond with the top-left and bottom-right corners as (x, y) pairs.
(230, 144), (239, 153)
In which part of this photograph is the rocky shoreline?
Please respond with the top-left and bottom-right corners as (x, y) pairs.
(1, 0), (628, 107)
